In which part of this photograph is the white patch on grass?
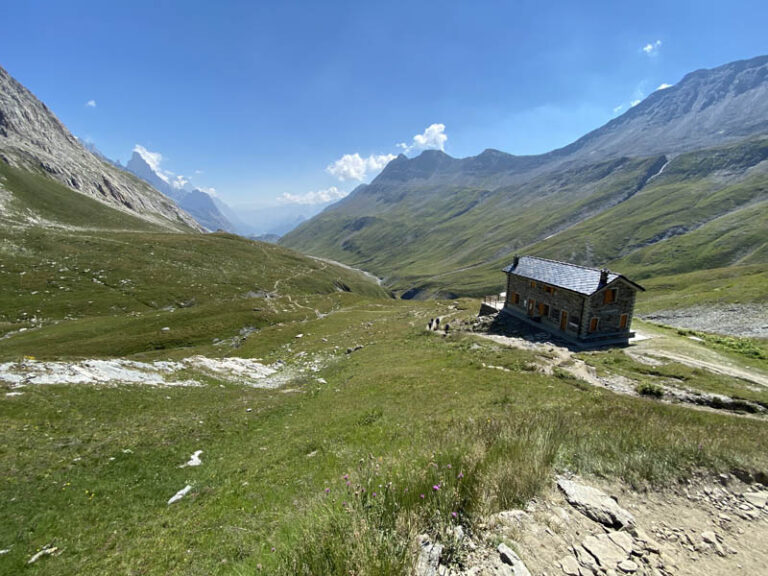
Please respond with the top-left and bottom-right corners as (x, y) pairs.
(0, 356), (281, 389)
(167, 484), (192, 504)
(183, 355), (277, 387)
(180, 450), (203, 468)
(27, 545), (59, 564)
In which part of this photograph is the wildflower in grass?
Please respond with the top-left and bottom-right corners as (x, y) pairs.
(432, 484), (440, 492)
(343, 474), (349, 480)
(457, 472), (464, 480)
(271, 547), (275, 552)
(325, 487), (330, 494)
(447, 464), (452, 469)
(346, 481), (351, 487)
(451, 512), (457, 519)
(420, 494), (425, 499)
(372, 492), (377, 497)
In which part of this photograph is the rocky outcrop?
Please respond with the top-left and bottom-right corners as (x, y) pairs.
(557, 477), (636, 531)
(0, 65), (201, 231)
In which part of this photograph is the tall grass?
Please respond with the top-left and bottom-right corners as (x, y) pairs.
(276, 413), (565, 575)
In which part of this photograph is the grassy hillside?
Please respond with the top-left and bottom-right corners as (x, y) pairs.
(1, 154), (767, 574)
(2, 297), (768, 575)
(282, 155), (668, 292)
(283, 138), (768, 311)
(0, 161), (389, 358)
(0, 162), (174, 232)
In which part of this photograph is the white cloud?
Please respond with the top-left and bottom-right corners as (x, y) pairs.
(642, 40), (662, 56)
(133, 145), (169, 183)
(630, 99), (642, 107)
(397, 123), (448, 155)
(613, 104), (624, 114)
(326, 153), (397, 182)
(656, 83), (672, 91)
(85, 99), (97, 108)
(279, 186), (348, 205)
(199, 187), (217, 198)
(171, 175), (189, 189)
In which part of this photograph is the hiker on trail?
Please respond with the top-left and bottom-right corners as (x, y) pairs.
(444, 323), (450, 334)
(434, 317), (440, 330)
(428, 318), (434, 331)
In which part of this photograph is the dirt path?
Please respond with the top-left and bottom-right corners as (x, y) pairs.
(475, 330), (767, 418)
(635, 349), (768, 388)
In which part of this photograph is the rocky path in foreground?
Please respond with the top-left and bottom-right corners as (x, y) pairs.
(417, 474), (768, 576)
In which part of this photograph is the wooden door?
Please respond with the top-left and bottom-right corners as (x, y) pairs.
(619, 314), (628, 329)
(560, 311), (567, 331)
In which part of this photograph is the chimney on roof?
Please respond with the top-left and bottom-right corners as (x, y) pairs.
(600, 269), (609, 284)
(512, 255), (520, 268)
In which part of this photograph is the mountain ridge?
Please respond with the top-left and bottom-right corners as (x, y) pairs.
(0, 65), (202, 231)
(281, 55), (768, 297)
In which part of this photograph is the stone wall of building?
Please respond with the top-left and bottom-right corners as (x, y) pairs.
(580, 279), (638, 339)
(505, 274), (587, 338)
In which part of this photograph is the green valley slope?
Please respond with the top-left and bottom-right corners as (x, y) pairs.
(283, 138), (768, 305)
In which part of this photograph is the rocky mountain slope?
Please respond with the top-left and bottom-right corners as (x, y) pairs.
(281, 56), (768, 297)
(0, 65), (201, 231)
(125, 150), (234, 232)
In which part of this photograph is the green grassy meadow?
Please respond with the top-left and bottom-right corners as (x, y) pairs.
(1, 161), (768, 575)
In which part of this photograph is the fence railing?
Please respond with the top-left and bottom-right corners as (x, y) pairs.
(481, 294), (505, 309)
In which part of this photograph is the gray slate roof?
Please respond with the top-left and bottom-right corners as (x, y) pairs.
(503, 256), (643, 296)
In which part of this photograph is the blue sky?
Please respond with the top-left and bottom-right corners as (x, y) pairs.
(2, 0), (766, 207)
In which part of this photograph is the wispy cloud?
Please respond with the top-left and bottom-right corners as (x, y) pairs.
(326, 153), (397, 182)
(656, 83), (673, 90)
(397, 123), (448, 155)
(642, 40), (662, 56)
(85, 99), (97, 108)
(613, 104), (624, 114)
(133, 145), (169, 182)
(171, 175), (189, 190)
(279, 186), (348, 205)
(630, 99), (642, 107)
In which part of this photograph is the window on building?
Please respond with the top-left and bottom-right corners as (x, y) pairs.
(543, 285), (555, 294)
(603, 288), (618, 304)
(589, 317), (599, 332)
(538, 303), (550, 317)
(619, 314), (628, 329)
(530, 281), (536, 288)
(512, 292), (520, 304)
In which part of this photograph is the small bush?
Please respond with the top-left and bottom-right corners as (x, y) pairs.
(637, 382), (664, 398)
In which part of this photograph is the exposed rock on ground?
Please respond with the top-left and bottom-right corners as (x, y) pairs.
(418, 474), (768, 575)
(557, 477), (635, 531)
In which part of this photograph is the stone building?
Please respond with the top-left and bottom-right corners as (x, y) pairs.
(502, 256), (644, 347)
